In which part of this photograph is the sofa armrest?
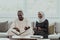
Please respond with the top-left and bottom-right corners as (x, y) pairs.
(48, 33), (60, 39)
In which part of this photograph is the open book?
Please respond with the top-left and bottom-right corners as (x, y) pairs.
(11, 27), (30, 36)
(11, 29), (20, 36)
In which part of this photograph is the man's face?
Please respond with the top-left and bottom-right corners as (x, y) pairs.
(38, 12), (43, 19)
(18, 11), (23, 20)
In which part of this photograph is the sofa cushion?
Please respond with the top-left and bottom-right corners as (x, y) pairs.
(8, 21), (12, 30)
(0, 21), (8, 32)
(48, 24), (55, 34)
(0, 33), (8, 38)
(55, 23), (60, 33)
(48, 34), (60, 39)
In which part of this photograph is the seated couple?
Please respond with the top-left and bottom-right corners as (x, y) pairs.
(7, 10), (49, 38)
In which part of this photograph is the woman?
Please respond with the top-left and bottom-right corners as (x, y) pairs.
(33, 11), (49, 38)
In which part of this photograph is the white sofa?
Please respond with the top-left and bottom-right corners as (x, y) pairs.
(0, 21), (12, 38)
(48, 22), (60, 39)
(0, 21), (60, 39)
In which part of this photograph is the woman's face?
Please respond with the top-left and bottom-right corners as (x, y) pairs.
(38, 12), (43, 19)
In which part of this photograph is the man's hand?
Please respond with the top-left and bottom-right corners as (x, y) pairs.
(24, 26), (30, 30)
(13, 27), (20, 32)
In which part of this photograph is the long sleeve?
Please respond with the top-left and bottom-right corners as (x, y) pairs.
(21, 19), (34, 36)
(7, 22), (20, 35)
(7, 18), (34, 36)
(41, 19), (49, 33)
(45, 19), (49, 33)
(45, 19), (49, 29)
(7, 22), (15, 35)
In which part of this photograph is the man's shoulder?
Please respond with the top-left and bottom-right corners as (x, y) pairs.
(13, 18), (18, 22)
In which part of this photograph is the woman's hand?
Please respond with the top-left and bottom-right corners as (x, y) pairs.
(37, 27), (42, 31)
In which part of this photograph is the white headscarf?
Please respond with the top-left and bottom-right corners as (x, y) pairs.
(37, 11), (46, 23)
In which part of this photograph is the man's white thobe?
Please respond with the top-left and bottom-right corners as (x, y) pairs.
(7, 18), (34, 36)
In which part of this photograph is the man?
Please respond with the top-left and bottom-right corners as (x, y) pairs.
(7, 10), (34, 36)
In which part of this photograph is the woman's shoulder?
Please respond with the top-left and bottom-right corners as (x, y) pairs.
(45, 19), (48, 21)
(44, 19), (48, 23)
